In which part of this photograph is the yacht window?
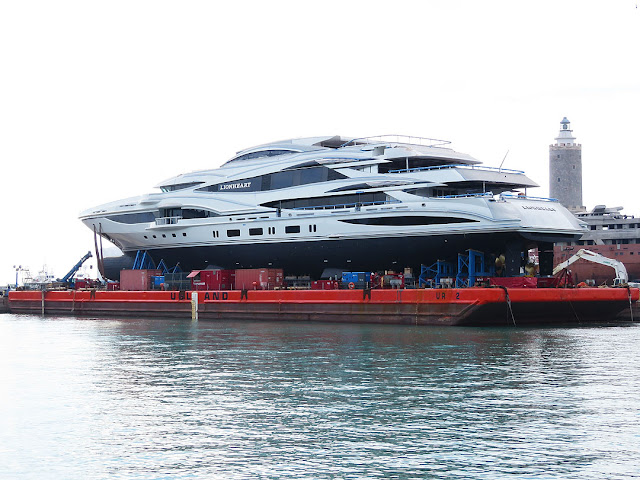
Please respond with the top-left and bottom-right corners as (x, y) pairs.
(339, 216), (478, 226)
(262, 192), (388, 210)
(225, 149), (298, 165)
(160, 182), (205, 192)
(160, 208), (217, 219)
(227, 229), (241, 237)
(196, 166), (347, 193)
(285, 226), (300, 234)
(105, 212), (156, 224)
(249, 228), (263, 236)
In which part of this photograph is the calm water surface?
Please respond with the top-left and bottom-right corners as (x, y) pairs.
(1, 313), (639, 479)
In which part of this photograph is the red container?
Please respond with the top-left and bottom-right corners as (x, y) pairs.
(234, 268), (284, 290)
(120, 269), (161, 291)
(189, 269), (235, 290)
(311, 280), (340, 290)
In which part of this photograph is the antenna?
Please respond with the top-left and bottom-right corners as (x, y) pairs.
(498, 150), (509, 172)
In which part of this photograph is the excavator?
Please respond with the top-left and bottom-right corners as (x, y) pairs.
(552, 249), (629, 286)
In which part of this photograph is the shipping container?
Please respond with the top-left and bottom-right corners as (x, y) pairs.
(235, 268), (284, 290)
(189, 269), (235, 290)
(119, 269), (161, 291)
(311, 280), (340, 290)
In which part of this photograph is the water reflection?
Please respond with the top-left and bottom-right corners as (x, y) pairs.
(1, 315), (639, 479)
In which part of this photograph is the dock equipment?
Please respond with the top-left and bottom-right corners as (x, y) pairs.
(455, 249), (495, 288)
(58, 251), (92, 285)
(419, 260), (454, 288)
(553, 248), (629, 286)
(132, 251), (156, 270)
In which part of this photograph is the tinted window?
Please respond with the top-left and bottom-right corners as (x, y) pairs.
(285, 225), (300, 234)
(106, 212), (156, 224)
(196, 166), (347, 193)
(249, 228), (263, 236)
(226, 149), (297, 164)
(227, 229), (241, 237)
(263, 192), (388, 210)
(160, 182), (204, 192)
(339, 216), (478, 226)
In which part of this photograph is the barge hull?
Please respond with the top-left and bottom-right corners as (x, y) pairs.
(7, 288), (638, 326)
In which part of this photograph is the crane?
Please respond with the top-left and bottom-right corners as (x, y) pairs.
(552, 249), (629, 286)
(58, 251), (93, 284)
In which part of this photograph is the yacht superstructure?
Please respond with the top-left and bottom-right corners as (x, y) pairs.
(80, 135), (585, 278)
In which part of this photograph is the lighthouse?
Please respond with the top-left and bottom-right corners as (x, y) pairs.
(549, 117), (584, 212)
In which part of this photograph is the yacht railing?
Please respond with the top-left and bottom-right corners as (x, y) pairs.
(432, 193), (559, 202)
(499, 193), (559, 202)
(339, 135), (451, 149)
(291, 199), (401, 211)
(155, 216), (182, 225)
(389, 164), (525, 174)
(433, 193), (494, 200)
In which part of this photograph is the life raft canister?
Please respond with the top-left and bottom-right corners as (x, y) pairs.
(348, 282), (355, 289)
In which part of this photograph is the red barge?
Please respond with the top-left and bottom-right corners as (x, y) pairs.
(7, 287), (638, 326)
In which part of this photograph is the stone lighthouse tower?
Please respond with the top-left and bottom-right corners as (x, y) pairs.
(549, 117), (584, 212)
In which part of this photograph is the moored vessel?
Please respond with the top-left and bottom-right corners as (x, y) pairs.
(7, 287), (638, 326)
(80, 135), (585, 279)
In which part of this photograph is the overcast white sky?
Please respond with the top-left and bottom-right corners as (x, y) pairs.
(1, 0), (638, 285)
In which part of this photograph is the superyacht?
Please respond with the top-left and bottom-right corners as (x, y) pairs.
(79, 135), (585, 279)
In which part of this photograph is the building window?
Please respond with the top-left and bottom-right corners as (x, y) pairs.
(227, 229), (241, 237)
(285, 225), (300, 234)
(249, 228), (263, 236)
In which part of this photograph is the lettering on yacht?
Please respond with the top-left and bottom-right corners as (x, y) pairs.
(219, 182), (252, 190)
(522, 206), (556, 211)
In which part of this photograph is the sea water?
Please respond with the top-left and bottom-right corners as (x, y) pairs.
(1, 314), (639, 479)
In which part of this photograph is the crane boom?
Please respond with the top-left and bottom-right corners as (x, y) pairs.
(553, 249), (629, 285)
(59, 251), (93, 283)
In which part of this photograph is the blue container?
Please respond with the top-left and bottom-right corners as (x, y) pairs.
(341, 272), (370, 284)
(152, 276), (165, 287)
